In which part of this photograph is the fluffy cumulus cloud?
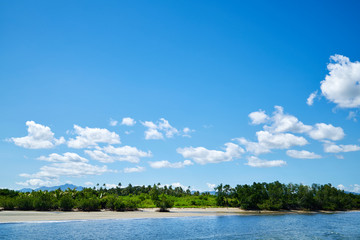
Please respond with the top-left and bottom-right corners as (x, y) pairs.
(323, 141), (360, 153)
(247, 106), (346, 142)
(264, 106), (312, 134)
(10, 121), (65, 149)
(286, 150), (322, 159)
(142, 118), (184, 140)
(148, 160), (193, 169)
(319, 55), (360, 108)
(18, 152), (109, 188)
(67, 125), (121, 148)
(123, 166), (145, 173)
(177, 143), (244, 165)
(308, 123), (344, 141)
(246, 156), (286, 168)
(85, 145), (152, 163)
(121, 117), (136, 126)
(248, 110), (268, 125)
(307, 91), (318, 106)
(237, 131), (308, 155)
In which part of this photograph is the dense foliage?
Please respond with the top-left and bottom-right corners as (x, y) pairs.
(215, 181), (360, 211)
(0, 182), (359, 212)
(0, 183), (215, 211)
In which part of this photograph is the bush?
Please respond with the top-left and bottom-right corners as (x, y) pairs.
(77, 198), (100, 211)
(16, 195), (34, 210)
(155, 194), (174, 212)
(0, 197), (15, 210)
(59, 195), (75, 211)
(114, 198), (126, 211)
(123, 198), (138, 211)
(33, 194), (53, 211)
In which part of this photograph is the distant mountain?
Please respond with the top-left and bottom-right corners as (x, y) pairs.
(345, 191), (360, 195)
(20, 184), (83, 192)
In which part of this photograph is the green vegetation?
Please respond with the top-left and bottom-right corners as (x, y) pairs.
(0, 182), (359, 212)
(215, 181), (360, 211)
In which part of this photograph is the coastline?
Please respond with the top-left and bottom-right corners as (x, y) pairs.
(1, 208), (356, 223)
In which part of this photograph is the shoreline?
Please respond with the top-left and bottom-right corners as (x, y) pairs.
(1, 208), (358, 223)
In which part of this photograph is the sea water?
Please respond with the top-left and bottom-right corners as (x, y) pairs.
(1, 212), (360, 239)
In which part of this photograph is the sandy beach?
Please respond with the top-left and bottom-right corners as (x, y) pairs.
(0, 208), (309, 223)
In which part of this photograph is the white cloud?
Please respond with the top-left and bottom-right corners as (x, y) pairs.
(67, 125), (121, 148)
(183, 127), (195, 137)
(177, 143), (244, 165)
(168, 182), (189, 190)
(84, 149), (114, 163)
(109, 118), (118, 126)
(121, 117), (136, 126)
(323, 141), (360, 153)
(103, 145), (151, 162)
(38, 152), (88, 163)
(257, 131), (308, 149)
(84, 181), (94, 186)
(264, 106), (312, 133)
(125, 130), (133, 135)
(286, 150), (322, 159)
(17, 178), (60, 188)
(123, 166), (145, 173)
(337, 184), (360, 193)
(206, 183), (216, 190)
(236, 137), (271, 155)
(307, 91), (318, 106)
(245, 156), (286, 168)
(142, 118), (180, 140)
(248, 110), (269, 125)
(18, 153), (109, 188)
(320, 54), (360, 108)
(347, 111), (357, 122)
(351, 184), (360, 193)
(10, 121), (65, 149)
(237, 131), (308, 155)
(144, 128), (163, 140)
(308, 123), (344, 141)
(85, 145), (152, 163)
(104, 183), (117, 189)
(149, 160), (193, 169)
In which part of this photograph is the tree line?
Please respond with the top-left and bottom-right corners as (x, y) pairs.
(215, 181), (360, 211)
(0, 182), (359, 212)
(0, 183), (213, 212)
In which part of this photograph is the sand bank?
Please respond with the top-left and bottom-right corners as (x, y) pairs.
(0, 208), (342, 223)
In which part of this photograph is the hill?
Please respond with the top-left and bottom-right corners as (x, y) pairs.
(19, 184), (83, 192)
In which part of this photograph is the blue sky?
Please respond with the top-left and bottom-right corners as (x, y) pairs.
(1, 0), (360, 192)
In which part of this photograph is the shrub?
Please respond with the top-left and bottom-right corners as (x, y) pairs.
(0, 197), (15, 210)
(59, 195), (75, 211)
(33, 194), (53, 211)
(77, 198), (100, 211)
(16, 195), (34, 210)
(155, 194), (174, 212)
(114, 198), (126, 211)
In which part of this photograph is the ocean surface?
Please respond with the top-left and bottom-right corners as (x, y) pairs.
(1, 212), (360, 239)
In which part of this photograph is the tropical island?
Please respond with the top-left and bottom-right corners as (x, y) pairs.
(1, 181), (359, 213)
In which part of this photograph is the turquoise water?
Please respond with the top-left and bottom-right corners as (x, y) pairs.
(1, 212), (360, 239)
